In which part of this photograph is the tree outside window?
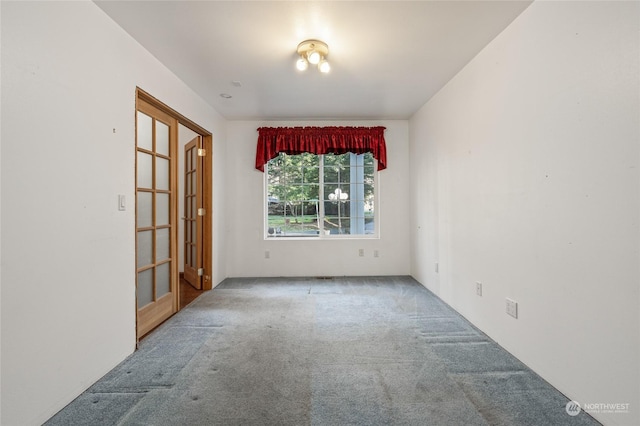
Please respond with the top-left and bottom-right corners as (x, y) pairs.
(266, 152), (375, 237)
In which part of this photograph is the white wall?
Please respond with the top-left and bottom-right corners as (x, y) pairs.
(226, 120), (410, 278)
(409, 2), (639, 425)
(0, 2), (227, 425)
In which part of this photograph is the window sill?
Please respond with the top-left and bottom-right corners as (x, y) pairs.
(264, 234), (379, 241)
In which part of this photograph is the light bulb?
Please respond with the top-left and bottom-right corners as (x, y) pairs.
(318, 60), (331, 73)
(296, 58), (308, 71)
(307, 51), (321, 65)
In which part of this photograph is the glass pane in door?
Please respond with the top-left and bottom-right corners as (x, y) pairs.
(137, 191), (152, 228)
(156, 228), (170, 261)
(137, 111), (153, 151)
(137, 230), (153, 268)
(156, 157), (170, 190)
(156, 121), (169, 156)
(137, 269), (153, 308)
(156, 193), (169, 226)
(137, 152), (153, 189)
(156, 262), (170, 297)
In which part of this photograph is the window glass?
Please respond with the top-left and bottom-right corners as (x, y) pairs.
(266, 152), (376, 238)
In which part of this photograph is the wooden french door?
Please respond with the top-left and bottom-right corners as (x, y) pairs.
(183, 137), (203, 289)
(135, 98), (179, 338)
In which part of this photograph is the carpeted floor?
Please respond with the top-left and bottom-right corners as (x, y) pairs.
(45, 276), (600, 425)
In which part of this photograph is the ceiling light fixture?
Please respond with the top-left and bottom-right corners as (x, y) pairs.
(296, 39), (330, 73)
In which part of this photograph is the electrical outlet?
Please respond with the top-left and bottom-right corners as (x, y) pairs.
(373, 250), (379, 258)
(358, 249), (364, 257)
(265, 250), (270, 259)
(506, 298), (518, 318)
(476, 281), (482, 296)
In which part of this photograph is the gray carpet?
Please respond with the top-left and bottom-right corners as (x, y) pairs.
(45, 276), (600, 425)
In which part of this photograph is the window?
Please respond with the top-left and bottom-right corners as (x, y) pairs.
(266, 152), (376, 238)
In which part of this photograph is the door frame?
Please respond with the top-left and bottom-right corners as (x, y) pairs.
(135, 88), (213, 338)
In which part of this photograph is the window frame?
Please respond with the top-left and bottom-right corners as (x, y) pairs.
(264, 152), (379, 240)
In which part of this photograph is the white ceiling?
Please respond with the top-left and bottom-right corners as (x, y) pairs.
(95, 1), (532, 120)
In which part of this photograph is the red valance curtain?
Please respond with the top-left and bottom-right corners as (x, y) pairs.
(255, 126), (387, 171)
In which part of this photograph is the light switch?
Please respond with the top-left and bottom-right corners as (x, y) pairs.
(118, 195), (126, 211)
